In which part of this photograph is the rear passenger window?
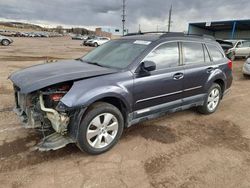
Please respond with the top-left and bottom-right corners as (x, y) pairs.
(207, 44), (224, 61)
(144, 42), (179, 69)
(182, 42), (204, 64)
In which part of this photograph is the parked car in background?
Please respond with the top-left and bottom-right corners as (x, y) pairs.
(0, 35), (13, 46)
(9, 32), (233, 154)
(216, 39), (233, 58)
(72, 34), (87, 40)
(85, 37), (110, 47)
(14, 32), (29, 37)
(82, 35), (96, 46)
(227, 40), (250, 60)
(243, 57), (250, 77)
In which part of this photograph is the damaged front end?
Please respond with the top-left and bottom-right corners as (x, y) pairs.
(13, 83), (75, 151)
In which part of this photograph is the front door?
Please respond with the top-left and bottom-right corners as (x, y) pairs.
(133, 42), (184, 118)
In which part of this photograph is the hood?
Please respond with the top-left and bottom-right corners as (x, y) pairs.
(9, 59), (117, 94)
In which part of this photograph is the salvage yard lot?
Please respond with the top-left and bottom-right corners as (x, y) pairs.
(1, 37), (250, 188)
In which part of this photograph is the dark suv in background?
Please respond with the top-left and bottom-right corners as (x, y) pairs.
(10, 32), (233, 154)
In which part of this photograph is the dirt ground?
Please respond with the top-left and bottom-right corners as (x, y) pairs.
(0, 37), (250, 188)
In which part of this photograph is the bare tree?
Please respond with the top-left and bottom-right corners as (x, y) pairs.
(56, 25), (64, 34)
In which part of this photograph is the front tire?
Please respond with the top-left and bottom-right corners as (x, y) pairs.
(94, 42), (98, 47)
(77, 102), (124, 155)
(198, 83), (222, 115)
(1, 39), (10, 46)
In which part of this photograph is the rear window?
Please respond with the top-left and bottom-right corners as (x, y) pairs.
(207, 44), (224, 61)
(182, 42), (204, 64)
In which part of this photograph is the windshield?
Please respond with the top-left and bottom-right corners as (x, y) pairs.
(80, 40), (149, 69)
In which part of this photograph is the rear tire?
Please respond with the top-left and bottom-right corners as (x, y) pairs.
(197, 83), (222, 115)
(1, 39), (10, 46)
(77, 102), (124, 155)
(243, 74), (250, 78)
(94, 42), (98, 47)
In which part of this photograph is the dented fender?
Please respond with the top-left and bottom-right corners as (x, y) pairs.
(60, 71), (134, 112)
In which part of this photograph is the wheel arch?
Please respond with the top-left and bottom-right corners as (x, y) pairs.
(68, 94), (131, 141)
(85, 95), (131, 128)
(213, 79), (225, 97)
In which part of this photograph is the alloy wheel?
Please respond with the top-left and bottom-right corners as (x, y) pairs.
(86, 113), (118, 149)
(207, 88), (220, 111)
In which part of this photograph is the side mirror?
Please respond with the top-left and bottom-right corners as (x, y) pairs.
(141, 61), (156, 72)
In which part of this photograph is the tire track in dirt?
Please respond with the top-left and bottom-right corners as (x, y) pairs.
(0, 107), (13, 112)
(0, 132), (82, 173)
(143, 119), (250, 187)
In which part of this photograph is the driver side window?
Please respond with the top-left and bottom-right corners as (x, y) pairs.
(144, 42), (179, 70)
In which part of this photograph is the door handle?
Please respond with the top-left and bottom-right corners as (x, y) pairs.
(173, 73), (184, 80)
(206, 67), (214, 73)
(206, 66), (218, 73)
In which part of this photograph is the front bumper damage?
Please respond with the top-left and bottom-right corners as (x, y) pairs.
(14, 91), (74, 151)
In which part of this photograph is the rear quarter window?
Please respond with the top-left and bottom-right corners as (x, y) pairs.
(207, 44), (224, 61)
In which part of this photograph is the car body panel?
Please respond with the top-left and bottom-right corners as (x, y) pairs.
(133, 66), (184, 114)
(243, 58), (250, 75)
(9, 60), (118, 94)
(60, 71), (134, 112)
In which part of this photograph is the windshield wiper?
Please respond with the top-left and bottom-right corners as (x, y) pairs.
(88, 62), (105, 67)
(78, 59), (105, 67)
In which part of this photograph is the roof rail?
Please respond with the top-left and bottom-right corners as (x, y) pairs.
(160, 33), (215, 40)
(187, 34), (215, 40)
(124, 31), (215, 40)
(124, 31), (168, 36)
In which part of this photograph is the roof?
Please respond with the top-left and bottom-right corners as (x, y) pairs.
(189, 19), (250, 31)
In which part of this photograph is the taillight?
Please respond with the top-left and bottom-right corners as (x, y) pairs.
(228, 60), (233, 70)
(49, 93), (64, 101)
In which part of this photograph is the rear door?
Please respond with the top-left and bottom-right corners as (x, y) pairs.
(182, 41), (214, 105)
(133, 42), (184, 117)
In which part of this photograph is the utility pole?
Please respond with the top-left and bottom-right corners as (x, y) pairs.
(138, 24), (141, 33)
(122, 0), (126, 36)
(167, 4), (172, 32)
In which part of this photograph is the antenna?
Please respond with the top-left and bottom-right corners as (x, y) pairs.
(167, 4), (172, 32)
(122, 0), (126, 36)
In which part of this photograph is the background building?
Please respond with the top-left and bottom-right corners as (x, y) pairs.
(188, 19), (250, 40)
(95, 26), (128, 37)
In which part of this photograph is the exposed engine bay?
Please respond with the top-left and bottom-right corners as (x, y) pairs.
(13, 82), (75, 151)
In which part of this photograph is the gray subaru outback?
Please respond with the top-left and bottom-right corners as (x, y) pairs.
(10, 32), (233, 154)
